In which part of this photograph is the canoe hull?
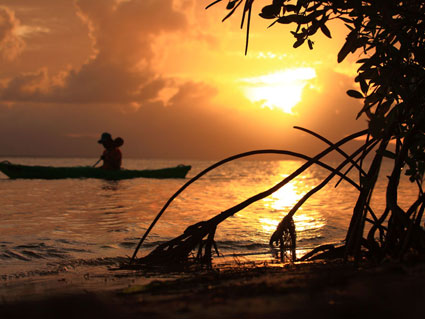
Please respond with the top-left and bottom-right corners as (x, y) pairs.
(0, 162), (191, 180)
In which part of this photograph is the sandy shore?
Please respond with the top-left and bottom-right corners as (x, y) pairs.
(1, 259), (425, 318)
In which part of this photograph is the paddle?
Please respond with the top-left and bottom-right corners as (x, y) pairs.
(92, 157), (102, 168)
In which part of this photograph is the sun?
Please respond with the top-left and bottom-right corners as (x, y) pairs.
(241, 67), (316, 114)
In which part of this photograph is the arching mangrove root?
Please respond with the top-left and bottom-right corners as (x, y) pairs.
(130, 129), (367, 265)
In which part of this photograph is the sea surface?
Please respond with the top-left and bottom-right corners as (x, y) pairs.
(0, 156), (419, 278)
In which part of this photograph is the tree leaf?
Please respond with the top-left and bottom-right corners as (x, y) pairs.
(241, 0), (254, 28)
(347, 90), (364, 98)
(338, 42), (351, 63)
(344, 23), (354, 31)
(285, 4), (298, 12)
(226, 0), (238, 10)
(259, 12), (276, 19)
(260, 4), (281, 19)
(360, 78), (368, 94)
(339, 16), (353, 23)
(293, 38), (305, 48)
(368, 115), (386, 139)
(307, 22), (319, 35)
(306, 2), (322, 12)
(377, 99), (393, 115)
(338, 31), (356, 63)
(267, 19), (279, 28)
(222, 0), (242, 22)
(356, 103), (372, 119)
(244, 2), (253, 55)
(365, 92), (382, 106)
(206, 0), (223, 10)
(320, 24), (332, 38)
(308, 39), (314, 50)
(277, 14), (309, 24)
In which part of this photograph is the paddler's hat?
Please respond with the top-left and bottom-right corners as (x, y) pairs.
(98, 132), (113, 144)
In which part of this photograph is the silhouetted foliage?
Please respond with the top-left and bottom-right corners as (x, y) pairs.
(129, 0), (425, 267)
(209, 0), (425, 263)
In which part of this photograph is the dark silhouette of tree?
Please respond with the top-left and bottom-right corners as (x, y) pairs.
(129, 0), (425, 267)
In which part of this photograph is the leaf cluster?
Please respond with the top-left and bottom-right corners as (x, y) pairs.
(205, 0), (425, 262)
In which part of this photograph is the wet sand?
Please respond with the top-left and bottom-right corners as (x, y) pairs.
(1, 259), (425, 318)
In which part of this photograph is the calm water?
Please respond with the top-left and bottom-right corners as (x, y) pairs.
(0, 157), (419, 276)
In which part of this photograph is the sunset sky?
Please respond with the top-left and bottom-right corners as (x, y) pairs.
(0, 0), (367, 160)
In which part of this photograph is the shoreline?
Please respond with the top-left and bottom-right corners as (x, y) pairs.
(1, 259), (425, 318)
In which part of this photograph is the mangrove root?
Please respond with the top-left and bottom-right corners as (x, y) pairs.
(270, 215), (296, 262)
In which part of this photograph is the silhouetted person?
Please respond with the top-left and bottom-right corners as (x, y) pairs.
(97, 132), (124, 170)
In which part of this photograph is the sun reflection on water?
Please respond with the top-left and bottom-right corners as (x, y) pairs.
(259, 172), (326, 236)
(258, 217), (279, 233)
(263, 181), (303, 210)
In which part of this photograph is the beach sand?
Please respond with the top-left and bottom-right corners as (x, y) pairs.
(1, 259), (425, 318)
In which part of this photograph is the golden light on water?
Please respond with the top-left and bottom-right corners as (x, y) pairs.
(258, 217), (280, 233)
(293, 213), (325, 232)
(260, 178), (325, 235)
(241, 67), (316, 114)
(266, 182), (302, 210)
(260, 181), (303, 233)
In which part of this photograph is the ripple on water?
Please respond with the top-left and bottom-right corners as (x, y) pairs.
(0, 158), (420, 275)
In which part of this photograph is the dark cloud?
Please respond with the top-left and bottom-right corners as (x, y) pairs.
(0, 1), (367, 160)
(0, 6), (24, 60)
(0, 68), (49, 101)
(0, 0), (187, 104)
(0, 80), (296, 159)
(0, 71), (367, 160)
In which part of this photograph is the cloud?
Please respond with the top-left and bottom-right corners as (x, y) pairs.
(0, 0), (187, 105)
(0, 6), (25, 60)
(0, 71), (368, 160)
(0, 1), (368, 160)
(0, 79), (300, 159)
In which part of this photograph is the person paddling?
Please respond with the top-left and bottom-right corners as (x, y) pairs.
(97, 132), (124, 170)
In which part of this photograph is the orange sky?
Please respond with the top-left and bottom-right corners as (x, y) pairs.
(0, 0), (367, 160)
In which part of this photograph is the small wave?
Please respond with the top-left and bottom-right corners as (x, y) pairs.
(107, 229), (128, 233)
(21, 250), (46, 259)
(15, 243), (46, 249)
(100, 245), (116, 249)
(55, 239), (75, 244)
(119, 241), (136, 248)
(62, 247), (92, 253)
(44, 251), (68, 259)
(4, 250), (31, 261)
(0, 244), (72, 262)
(298, 236), (325, 242)
(123, 236), (144, 241)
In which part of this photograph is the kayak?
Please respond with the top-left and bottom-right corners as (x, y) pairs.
(0, 161), (191, 180)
